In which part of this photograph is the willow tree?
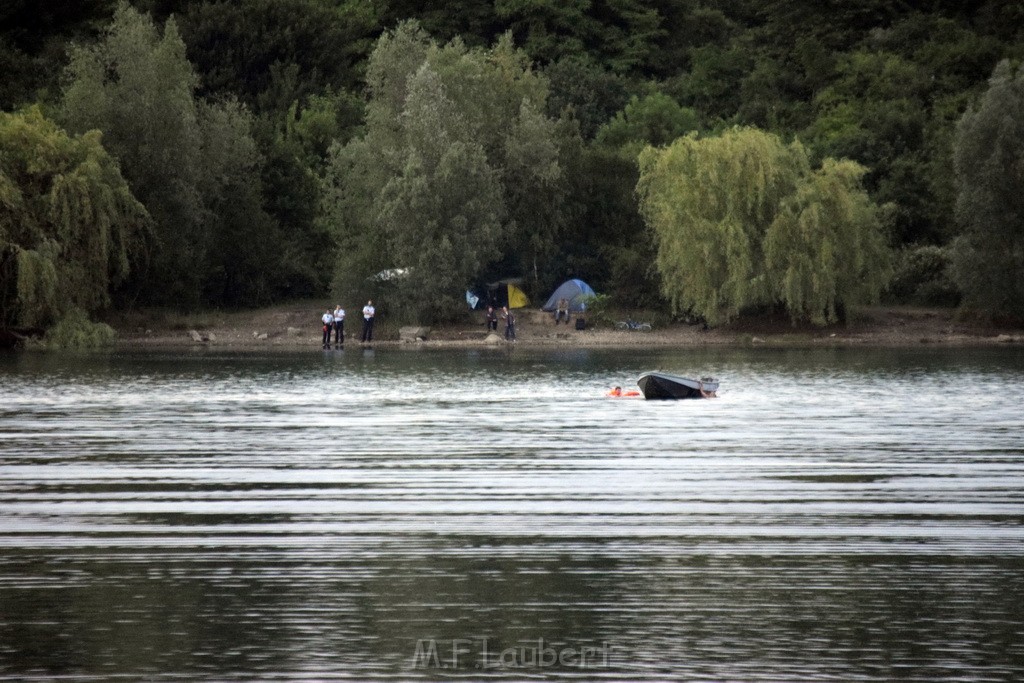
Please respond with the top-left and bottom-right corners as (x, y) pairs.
(765, 158), (891, 325)
(637, 126), (890, 325)
(636, 127), (803, 323)
(0, 107), (149, 329)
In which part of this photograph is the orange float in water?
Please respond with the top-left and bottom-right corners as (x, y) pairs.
(606, 387), (641, 397)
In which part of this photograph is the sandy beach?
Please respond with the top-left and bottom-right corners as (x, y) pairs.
(110, 303), (1024, 351)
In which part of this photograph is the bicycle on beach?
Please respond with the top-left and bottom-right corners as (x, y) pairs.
(614, 319), (652, 331)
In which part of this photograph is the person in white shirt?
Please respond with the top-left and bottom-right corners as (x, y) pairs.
(321, 309), (334, 349)
(361, 300), (375, 342)
(333, 305), (345, 347)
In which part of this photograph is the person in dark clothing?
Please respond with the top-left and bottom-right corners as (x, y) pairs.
(485, 306), (498, 332)
(502, 306), (516, 341)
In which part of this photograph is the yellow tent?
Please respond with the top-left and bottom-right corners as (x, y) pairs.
(486, 279), (530, 309)
(507, 283), (530, 309)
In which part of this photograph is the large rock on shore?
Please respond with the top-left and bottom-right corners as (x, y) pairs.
(399, 326), (430, 342)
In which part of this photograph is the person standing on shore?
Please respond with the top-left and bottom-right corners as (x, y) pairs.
(333, 304), (345, 347)
(502, 306), (516, 341)
(485, 305), (498, 332)
(321, 309), (334, 349)
(361, 300), (375, 342)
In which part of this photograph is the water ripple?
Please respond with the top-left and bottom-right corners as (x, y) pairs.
(1, 347), (1023, 681)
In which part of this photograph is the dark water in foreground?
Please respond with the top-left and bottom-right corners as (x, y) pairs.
(1, 346), (1023, 681)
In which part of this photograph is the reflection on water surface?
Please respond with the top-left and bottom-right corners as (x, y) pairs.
(1, 347), (1023, 680)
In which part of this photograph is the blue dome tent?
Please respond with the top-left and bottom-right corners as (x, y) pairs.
(542, 279), (596, 312)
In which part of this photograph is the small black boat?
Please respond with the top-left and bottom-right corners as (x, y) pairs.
(637, 372), (719, 399)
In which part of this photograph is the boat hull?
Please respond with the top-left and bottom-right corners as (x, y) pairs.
(637, 372), (718, 400)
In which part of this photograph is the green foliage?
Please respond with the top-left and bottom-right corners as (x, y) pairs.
(604, 240), (662, 310)
(803, 51), (934, 242)
(60, 2), (295, 308)
(4, 0), (1023, 323)
(375, 142), (505, 321)
(637, 127), (891, 325)
(596, 93), (700, 152)
(765, 158), (892, 325)
(736, 55), (816, 133)
(12, 248), (60, 324)
(243, 90), (362, 302)
(354, 0), (498, 49)
(494, 0), (664, 74)
(322, 22), (579, 322)
(0, 0), (116, 110)
(542, 56), (630, 140)
(636, 127), (801, 323)
(60, 2), (206, 305)
(177, 0), (373, 107)
(549, 146), (631, 293)
(570, 90), (699, 312)
(42, 306), (116, 349)
(197, 100), (282, 306)
(885, 244), (960, 306)
(321, 136), (389, 308)
(951, 60), (1024, 317)
(0, 106), (148, 328)
(799, 13), (1014, 248)
(257, 130), (331, 299)
(578, 292), (611, 325)
(674, 43), (751, 119)
(285, 91), (365, 168)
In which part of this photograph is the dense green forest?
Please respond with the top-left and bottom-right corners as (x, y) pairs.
(2, 0), (1023, 340)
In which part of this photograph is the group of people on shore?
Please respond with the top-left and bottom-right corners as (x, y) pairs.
(321, 300), (375, 348)
(484, 305), (516, 341)
(322, 300), (517, 347)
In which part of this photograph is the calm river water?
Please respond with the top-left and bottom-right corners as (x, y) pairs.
(1, 346), (1023, 681)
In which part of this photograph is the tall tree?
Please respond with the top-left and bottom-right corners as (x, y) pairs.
(373, 63), (506, 319)
(637, 126), (890, 325)
(60, 2), (283, 307)
(321, 22), (579, 321)
(575, 145), (660, 308)
(0, 106), (149, 328)
(60, 1), (205, 305)
(951, 59), (1024, 317)
(197, 100), (281, 305)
